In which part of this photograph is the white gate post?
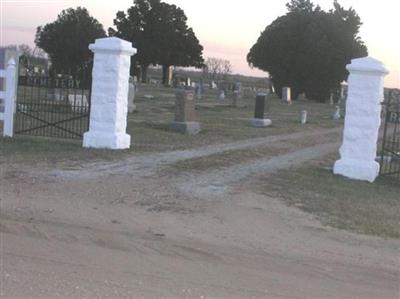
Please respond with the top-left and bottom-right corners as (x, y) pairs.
(3, 58), (16, 137)
(334, 57), (389, 182)
(83, 37), (136, 149)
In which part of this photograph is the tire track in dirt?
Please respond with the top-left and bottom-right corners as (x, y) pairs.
(50, 127), (341, 179)
(177, 142), (340, 199)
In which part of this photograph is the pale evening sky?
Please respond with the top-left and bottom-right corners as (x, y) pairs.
(0, 0), (399, 87)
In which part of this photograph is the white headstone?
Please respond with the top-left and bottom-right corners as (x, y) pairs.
(334, 57), (389, 182)
(68, 94), (88, 113)
(333, 105), (341, 120)
(282, 87), (291, 103)
(301, 110), (307, 124)
(83, 37), (136, 150)
(218, 90), (225, 101)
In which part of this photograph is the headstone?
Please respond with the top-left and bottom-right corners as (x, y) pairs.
(196, 84), (202, 100)
(334, 57), (389, 182)
(329, 93), (334, 105)
(186, 77), (191, 87)
(340, 81), (347, 100)
(68, 94), (88, 113)
(166, 66), (173, 86)
(233, 82), (243, 106)
(333, 105), (341, 120)
(199, 79), (204, 94)
(172, 76), (179, 88)
(270, 84), (275, 95)
(171, 90), (200, 135)
(282, 87), (291, 104)
(339, 81), (348, 117)
(211, 81), (217, 89)
(297, 92), (306, 101)
(301, 110), (307, 124)
(250, 93), (272, 127)
(53, 88), (64, 101)
(128, 76), (136, 113)
(83, 37), (136, 150)
(133, 76), (139, 92)
(218, 90), (225, 101)
(232, 91), (240, 107)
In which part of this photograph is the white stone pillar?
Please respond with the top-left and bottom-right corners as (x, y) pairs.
(334, 57), (389, 182)
(3, 58), (16, 138)
(83, 37), (136, 149)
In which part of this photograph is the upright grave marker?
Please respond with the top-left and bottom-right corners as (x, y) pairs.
(251, 93), (271, 127)
(232, 82), (242, 107)
(282, 87), (291, 104)
(128, 76), (136, 113)
(83, 37), (136, 149)
(334, 57), (389, 182)
(171, 89), (200, 135)
(300, 110), (307, 124)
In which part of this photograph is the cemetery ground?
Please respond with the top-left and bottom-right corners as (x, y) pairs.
(0, 85), (399, 298)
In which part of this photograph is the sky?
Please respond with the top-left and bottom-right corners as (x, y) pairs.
(1, 0), (399, 87)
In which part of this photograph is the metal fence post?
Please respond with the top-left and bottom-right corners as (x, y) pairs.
(4, 58), (16, 137)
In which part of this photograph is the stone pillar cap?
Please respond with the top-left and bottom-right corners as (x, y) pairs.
(347, 56), (389, 75)
(89, 37), (137, 55)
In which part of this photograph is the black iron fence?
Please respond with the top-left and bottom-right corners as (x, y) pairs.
(14, 70), (92, 139)
(380, 89), (400, 178)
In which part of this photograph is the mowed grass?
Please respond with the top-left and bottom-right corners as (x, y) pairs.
(0, 84), (341, 165)
(128, 84), (339, 150)
(257, 155), (400, 239)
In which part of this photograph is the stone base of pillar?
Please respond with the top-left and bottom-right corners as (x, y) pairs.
(83, 131), (131, 150)
(250, 118), (272, 128)
(333, 159), (380, 183)
(171, 121), (200, 135)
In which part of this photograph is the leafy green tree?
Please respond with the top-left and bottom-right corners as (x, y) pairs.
(109, 0), (204, 83)
(247, 0), (368, 101)
(35, 7), (106, 74)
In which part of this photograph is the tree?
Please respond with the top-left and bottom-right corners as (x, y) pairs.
(109, 0), (204, 83)
(35, 7), (106, 74)
(203, 57), (232, 81)
(247, 0), (367, 101)
(286, 0), (319, 12)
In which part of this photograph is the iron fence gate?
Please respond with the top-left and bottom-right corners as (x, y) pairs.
(380, 89), (400, 178)
(14, 69), (92, 139)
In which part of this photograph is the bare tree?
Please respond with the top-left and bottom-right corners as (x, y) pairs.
(18, 44), (33, 56)
(203, 57), (232, 81)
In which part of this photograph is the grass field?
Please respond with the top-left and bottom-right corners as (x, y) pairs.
(256, 155), (400, 239)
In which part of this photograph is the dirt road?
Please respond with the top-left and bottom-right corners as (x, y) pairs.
(1, 128), (399, 298)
